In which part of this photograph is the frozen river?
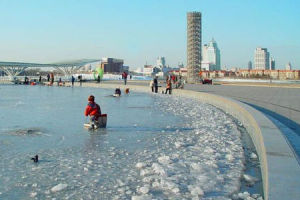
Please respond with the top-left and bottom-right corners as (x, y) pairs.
(0, 85), (262, 199)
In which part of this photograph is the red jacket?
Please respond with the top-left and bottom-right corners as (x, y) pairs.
(122, 72), (127, 79)
(166, 80), (172, 89)
(85, 102), (101, 117)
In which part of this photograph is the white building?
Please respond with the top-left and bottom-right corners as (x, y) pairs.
(143, 65), (154, 76)
(156, 57), (166, 69)
(156, 56), (174, 76)
(254, 47), (270, 70)
(142, 65), (161, 76)
(286, 62), (292, 70)
(201, 38), (221, 71)
(134, 67), (143, 74)
(269, 57), (275, 70)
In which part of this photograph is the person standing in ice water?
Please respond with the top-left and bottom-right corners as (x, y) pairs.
(85, 95), (101, 128)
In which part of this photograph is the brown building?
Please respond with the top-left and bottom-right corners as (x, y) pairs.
(239, 69), (300, 80)
(101, 58), (124, 73)
(200, 69), (300, 80)
(169, 68), (188, 77)
(199, 70), (233, 79)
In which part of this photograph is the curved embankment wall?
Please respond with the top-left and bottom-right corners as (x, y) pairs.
(82, 82), (300, 200)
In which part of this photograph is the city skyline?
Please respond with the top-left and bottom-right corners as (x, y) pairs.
(0, 0), (299, 69)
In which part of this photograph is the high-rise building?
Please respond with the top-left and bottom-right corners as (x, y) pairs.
(254, 47), (270, 70)
(201, 38), (221, 71)
(269, 57), (275, 70)
(248, 61), (252, 70)
(187, 11), (201, 83)
(156, 57), (166, 69)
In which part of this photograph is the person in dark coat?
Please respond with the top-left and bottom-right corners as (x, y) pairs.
(71, 76), (75, 86)
(153, 76), (158, 93)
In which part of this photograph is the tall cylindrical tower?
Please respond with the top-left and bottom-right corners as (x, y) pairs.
(187, 12), (202, 83)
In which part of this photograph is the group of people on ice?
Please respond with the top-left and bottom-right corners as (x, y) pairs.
(150, 74), (185, 94)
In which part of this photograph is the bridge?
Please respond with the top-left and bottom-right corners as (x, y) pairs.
(0, 59), (100, 79)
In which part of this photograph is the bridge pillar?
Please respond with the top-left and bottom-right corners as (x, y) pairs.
(0, 66), (28, 80)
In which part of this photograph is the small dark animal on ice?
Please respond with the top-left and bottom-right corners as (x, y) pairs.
(31, 155), (39, 163)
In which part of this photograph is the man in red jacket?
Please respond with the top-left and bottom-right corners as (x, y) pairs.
(85, 95), (101, 127)
(122, 71), (128, 85)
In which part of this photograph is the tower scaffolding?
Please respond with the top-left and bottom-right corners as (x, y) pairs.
(187, 11), (202, 83)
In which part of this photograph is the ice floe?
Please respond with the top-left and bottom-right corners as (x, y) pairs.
(51, 183), (68, 192)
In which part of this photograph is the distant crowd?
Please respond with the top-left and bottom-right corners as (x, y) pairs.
(149, 74), (185, 94)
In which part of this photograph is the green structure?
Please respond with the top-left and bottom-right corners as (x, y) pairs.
(93, 67), (104, 80)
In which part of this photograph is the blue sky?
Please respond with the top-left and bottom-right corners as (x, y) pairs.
(0, 0), (299, 69)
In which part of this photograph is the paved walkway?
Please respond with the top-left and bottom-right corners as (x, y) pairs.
(184, 84), (300, 133)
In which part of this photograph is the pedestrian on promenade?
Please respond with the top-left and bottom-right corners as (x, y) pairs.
(150, 79), (154, 92)
(165, 79), (172, 94)
(24, 76), (29, 84)
(122, 71), (128, 85)
(47, 74), (50, 82)
(39, 75), (42, 83)
(50, 73), (54, 85)
(154, 76), (158, 93)
(78, 75), (82, 86)
(71, 75), (75, 87)
(97, 75), (100, 83)
(58, 78), (62, 86)
(171, 75), (176, 84)
(176, 75), (184, 89)
(166, 75), (170, 83)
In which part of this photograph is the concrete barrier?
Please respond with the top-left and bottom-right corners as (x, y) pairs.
(81, 83), (300, 200)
